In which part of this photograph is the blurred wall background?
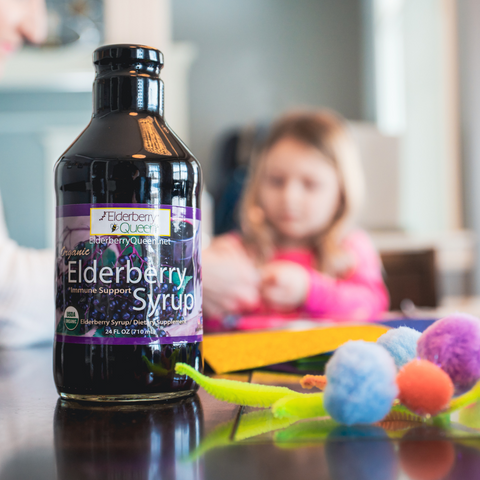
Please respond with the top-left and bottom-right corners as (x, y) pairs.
(0, 92), (91, 248)
(171, 0), (364, 192)
(457, 0), (480, 296)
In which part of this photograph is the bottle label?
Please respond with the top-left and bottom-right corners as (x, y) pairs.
(55, 204), (202, 345)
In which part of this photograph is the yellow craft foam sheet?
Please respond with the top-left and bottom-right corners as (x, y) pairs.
(203, 324), (390, 374)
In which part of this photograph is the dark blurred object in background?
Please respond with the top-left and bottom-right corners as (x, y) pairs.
(212, 124), (267, 235)
(381, 249), (438, 311)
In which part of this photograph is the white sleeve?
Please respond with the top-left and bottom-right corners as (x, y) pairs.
(0, 194), (54, 347)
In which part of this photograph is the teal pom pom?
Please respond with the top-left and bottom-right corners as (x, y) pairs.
(377, 326), (421, 369)
(324, 341), (398, 425)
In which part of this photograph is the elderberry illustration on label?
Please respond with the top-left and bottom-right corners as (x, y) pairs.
(55, 204), (202, 344)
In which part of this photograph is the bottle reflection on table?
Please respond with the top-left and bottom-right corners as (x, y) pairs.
(54, 395), (204, 480)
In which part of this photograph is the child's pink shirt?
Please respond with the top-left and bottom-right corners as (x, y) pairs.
(272, 229), (389, 321)
(204, 229), (389, 331)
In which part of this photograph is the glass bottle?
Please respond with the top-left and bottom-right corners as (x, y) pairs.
(53, 44), (203, 402)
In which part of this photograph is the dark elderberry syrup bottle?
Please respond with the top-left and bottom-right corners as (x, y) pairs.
(54, 44), (203, 402)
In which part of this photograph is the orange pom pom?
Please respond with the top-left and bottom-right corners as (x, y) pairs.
(300, 374), (327, 390)
(397, 359), (454, 416)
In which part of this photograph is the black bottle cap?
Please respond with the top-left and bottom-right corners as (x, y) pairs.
(93, 44), (164, 76)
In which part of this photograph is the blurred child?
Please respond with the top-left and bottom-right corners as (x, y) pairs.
(203, 110), (389, 330)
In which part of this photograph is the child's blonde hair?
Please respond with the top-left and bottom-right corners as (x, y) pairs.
(240, 109), (365, 277)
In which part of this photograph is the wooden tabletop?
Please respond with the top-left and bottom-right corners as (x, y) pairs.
(1, 345), (480, 480)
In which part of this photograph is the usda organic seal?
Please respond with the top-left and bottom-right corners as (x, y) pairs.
(64, 306), (79, 331)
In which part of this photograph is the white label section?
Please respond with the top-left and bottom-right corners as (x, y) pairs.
(90, 208), (171, 237)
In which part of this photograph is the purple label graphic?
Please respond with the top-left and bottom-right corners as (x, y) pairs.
(55, 203), (202, 345)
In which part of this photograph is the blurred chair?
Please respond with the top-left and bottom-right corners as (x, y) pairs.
(211, 124), (267, 235)
(381, 249), (438, 311)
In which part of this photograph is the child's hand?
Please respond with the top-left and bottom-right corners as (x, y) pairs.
(261, 261), (310, 311)
(203, 235), (261, 317)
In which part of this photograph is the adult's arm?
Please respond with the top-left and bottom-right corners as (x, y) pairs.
(0, 194), (54, 347)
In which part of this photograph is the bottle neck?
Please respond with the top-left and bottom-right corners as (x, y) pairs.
(93, 73), (164, 117)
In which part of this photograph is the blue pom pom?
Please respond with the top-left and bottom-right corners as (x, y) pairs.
(377, 327), (421, 369)
(324, 341), (398, 425)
